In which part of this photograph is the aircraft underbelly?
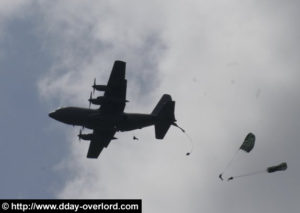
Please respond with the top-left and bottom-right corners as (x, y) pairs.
(118, 114), (155, 131)
(84, 114), (118, 129)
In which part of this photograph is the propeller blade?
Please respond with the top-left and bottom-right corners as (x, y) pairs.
(93, 78), (96, 94)
(88, 92), (92, 109)
(78, 129), (82, 142)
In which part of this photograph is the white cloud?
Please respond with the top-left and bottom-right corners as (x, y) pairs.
(37, 0), (300, 212)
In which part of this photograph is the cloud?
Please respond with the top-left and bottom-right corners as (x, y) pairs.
(0, 0), (30, 20)
(37, 0), (300, 212)
(37, 0), (166, 107)
(0, 0), (33, 60)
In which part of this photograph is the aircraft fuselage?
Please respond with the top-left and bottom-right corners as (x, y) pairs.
(49, 107), (157, 131)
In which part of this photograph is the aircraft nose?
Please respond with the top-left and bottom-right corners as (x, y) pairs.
(48, 112), (56, 119)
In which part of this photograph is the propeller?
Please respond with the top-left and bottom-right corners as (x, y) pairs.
(92, 78), (96, 94)
(78, 129), (82, 142)
(88, 92), (92, 109)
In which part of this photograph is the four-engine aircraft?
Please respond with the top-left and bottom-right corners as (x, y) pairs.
(49, 60), (179, 158)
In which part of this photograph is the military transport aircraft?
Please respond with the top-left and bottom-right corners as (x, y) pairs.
(49, 60), (180, 158)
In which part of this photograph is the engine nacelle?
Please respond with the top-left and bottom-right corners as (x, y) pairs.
(89, 96), (106, 105)
(78, 133), (94, 141)
(89, 96), (128, 106)
(93, 85), (107, 91)
(78, 132), (117, 141)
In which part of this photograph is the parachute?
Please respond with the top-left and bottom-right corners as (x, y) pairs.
(219, 133), (256, 181)
(227, 162), (288, 181)
(219, 132), (287, 182)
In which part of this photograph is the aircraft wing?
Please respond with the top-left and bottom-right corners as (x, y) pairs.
(87, 129), (116, 158)
(100, 60), (127, 114)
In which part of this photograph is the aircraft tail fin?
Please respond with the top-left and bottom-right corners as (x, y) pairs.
(151, 94), (176, 139)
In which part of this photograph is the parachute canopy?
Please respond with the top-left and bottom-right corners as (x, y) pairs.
(240, 133), (255, 153)
(267, 162), (287, 173)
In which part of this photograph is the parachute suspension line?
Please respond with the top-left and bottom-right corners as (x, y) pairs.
(221, 148), (240, 174)
(183, 131), (194, 156)
(219, 149), (241, 180)
(227, 169), (266, 181)
(234, 170), (266, 178)
(172, 123), (194, 156)
(172, 122), (185, 133)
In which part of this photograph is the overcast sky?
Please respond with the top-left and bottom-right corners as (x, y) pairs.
(1, 0), (300, 212)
